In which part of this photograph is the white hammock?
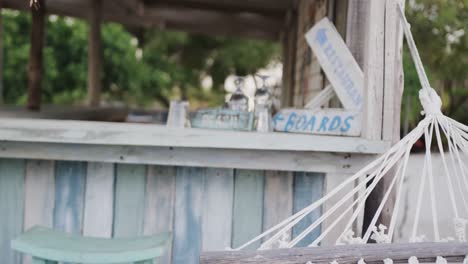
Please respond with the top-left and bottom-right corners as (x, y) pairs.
(233, 3), (468, 256)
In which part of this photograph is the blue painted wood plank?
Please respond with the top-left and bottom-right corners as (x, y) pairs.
(263, 171), (293, 242)
(144, 166), (176, 264)
(232, 170), (264, 250)
(292, 172), (325, 247)
(172, 167), (205, 264)
(202, 168), (234, 251)
(113, 164), (146, 238)
(0, 159), (25, 264)
(83, 162), (114, 238)
(23, 160), (55, 264)
(53, 161), (86, 234)
(24, 160), (55, 230)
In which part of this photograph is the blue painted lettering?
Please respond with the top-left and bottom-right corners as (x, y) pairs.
(284, 113), (298, 132)
(318, 117), (329, 132)
(319, 39), (362, 110)
(296, 115), (308, 130)
(315, 28), (328, 46)
(305, 116), (316, 131)
(324, 44), (336, 61)
(329, 116), (341, 131)
(341, 116), (354, 132)
(273, 112), (284, 127)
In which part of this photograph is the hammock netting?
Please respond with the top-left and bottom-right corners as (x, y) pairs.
(231, 3), (468, 263)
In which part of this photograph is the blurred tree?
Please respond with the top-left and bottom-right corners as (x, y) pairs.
(3, 10), (30, 103)
(402, 0), (468, 129)
(1, 10), (279, 109)
(140, 30), (280, 108)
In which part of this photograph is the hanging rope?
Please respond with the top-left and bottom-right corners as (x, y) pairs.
(232, 2), (468, 253)
(396, 4), (431, 91)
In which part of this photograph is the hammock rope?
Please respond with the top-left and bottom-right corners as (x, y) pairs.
(233, 2), (468, 254)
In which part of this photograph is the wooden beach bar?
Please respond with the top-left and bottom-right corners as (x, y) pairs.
(0, 0), (404, 263)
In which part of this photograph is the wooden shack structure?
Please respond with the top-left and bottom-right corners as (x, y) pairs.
(0, 0), (404, 264)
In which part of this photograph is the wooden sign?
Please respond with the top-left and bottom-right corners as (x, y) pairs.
(306, 18), (364, 110)
(273, 108), (361, 136)
(200, 242), (468, 264)
(191, 109), (254, 131)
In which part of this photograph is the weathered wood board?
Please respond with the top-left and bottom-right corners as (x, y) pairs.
(24, 160), (55, 230)
(173, 167), (205, 264)
(113, 164), (146, 238)
(263, 171), (293, 241)
(202, 168), (234, 251)
(53, 161), (86, 234)
(191, 109), (254, 131)
(232, 170), (264, 250)
(305, 17), (364, 110)
(0, 159), (25, 264)
(321, 172), (355, 246)
(292, 172), (324, 247)
(200, 242), (468, 264)
(273, 108), (361, 136)
(0, 118), (389, 153)
(83, 162), (114, 238)
(0, 158), (330, 264)
(144, 166), (176, 264)
(23, 160), (55, 264)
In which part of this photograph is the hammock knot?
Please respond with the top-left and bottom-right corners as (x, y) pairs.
(419, 88), (442, 116)
(370, 224), (391, 243)
(408, 256), (419, 264)
(383, 258), (393, 264)
(337, 229), (365, 245)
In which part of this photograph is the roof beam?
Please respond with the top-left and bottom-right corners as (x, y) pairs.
(2, 0), (281, 40)
(147, 6), (281, 40)
(144, 0), (286, 19)
(114, 0), (145, 16)
(27, 0), (46, 111)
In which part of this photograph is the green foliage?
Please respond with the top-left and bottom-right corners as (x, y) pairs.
(1, 10), (279, 108)
(402, 0), (468, 126)
(139, 30), (279, 107)
(3, 10), (30, 103)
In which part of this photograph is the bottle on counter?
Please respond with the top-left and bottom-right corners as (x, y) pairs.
(227, 77), (249, 112)
(254, 75), (272, 132)
(254, 74), (271, 108)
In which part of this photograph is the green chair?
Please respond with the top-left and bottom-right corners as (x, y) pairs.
(11, 226), (172, 264)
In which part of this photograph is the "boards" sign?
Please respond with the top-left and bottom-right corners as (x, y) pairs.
(273, 109), (361, 136)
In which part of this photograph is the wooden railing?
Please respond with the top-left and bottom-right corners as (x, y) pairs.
(0, 118), (387, 173)
(200, 242), (468, 264)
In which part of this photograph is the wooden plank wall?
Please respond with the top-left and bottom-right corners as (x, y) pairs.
(293, 0), (329, 108)
(0, 158), (325, 264)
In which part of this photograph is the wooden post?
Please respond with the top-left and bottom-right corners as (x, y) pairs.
(346, 0), (369, 67)
(361, 0), (405, 234)
(361, 0), (385, 141)
(378, 0), (405, 231)
(361, 0), (386, 234)
(345, 0), (370, 236)
(87, 0), (102, 107)
(27, 0), (45, 111)
(383, 0), (405, 144)
(0, 5), (4, 105)
(280, 9), (297, 108)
